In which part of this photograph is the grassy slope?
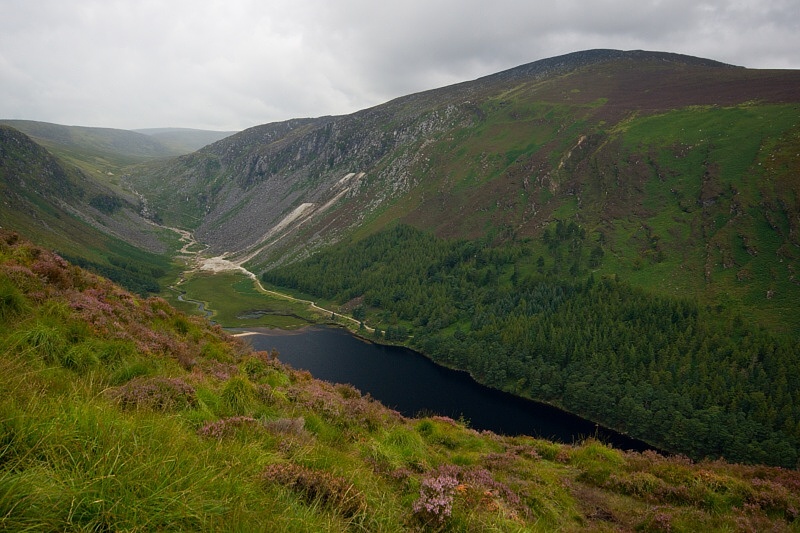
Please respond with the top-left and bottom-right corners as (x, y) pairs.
(0, 125), (181, 295)
(0, 120), (177, 162)
(601, 104), (800, 333)
(3, 230), (800, 531)
(360, 96), (800, 333)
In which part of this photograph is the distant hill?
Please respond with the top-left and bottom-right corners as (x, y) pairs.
(0, 119), (177, 164)
(0, 125), (173, 294)
(0, 121), (236, 183)
(134, 127), (238, 154)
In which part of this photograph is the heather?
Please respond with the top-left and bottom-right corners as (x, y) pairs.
(1, 229), (799, 531)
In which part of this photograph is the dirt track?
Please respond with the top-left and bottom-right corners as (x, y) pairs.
(168, 227), (374, 333)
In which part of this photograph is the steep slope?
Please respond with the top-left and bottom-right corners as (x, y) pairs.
(0, 125), (173, 294)
(126, 49), (799, 265)
(127, 49), (800, 327)
(2, 229), (799, 531)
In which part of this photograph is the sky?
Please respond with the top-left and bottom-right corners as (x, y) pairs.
(1, 0), (798, 131)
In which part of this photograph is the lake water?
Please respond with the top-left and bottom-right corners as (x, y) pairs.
(237, 325), (653, 451)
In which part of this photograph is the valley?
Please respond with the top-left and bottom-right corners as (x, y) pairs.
(162, 223), (373, 332)
(2, 48), (800, 475)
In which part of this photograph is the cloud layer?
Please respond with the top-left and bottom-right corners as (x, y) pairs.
(1, 0), (797, 130)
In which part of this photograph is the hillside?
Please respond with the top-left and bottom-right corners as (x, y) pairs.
(0, 125), (175, 294)
(2, 230), (800, 531)
(0, 119), (180, 170)
(3, 48), (799, 473)
(116, 49), (800, 467)
(264, 224), (800, 467)
(125, 49), (800, 330)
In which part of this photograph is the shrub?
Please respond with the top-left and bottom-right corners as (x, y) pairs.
(263, 368), (291, 388)
(262, 462), (367, 518)
(608, 471), (669, 499)
(412, 468), (459, 524)
(335, 383), (361, 399)
(241, 355), (267, 380)
(61, 342), (100, 371)
(109, 359), (154, 385)
(92, 339), (137, 367)
(412, 464), (527, 524)
(197, 416), (260, 439)
(263, 417), (307, 437)
(638, 507), (673, 532)
(172, 315), (190, 335)
(203, 361), (239, 381)
(571, 439), (626, 485)
(0, 264), (40, 295)
(30, 252), (73, 289)
(107, 376), (197, 411)
(17, 321), (67, 364)
(200, 341), (233, 363)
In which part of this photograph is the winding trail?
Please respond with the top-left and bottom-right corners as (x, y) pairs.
(165, 226), (374, 334)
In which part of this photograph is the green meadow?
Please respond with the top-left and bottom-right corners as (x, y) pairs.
(167, 271), (320, 328)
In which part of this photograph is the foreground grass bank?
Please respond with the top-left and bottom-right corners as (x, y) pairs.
(2, 229), (799, 531)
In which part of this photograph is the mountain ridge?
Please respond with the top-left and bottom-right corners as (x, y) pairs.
(0, 119), (175, 162)
(125, 49), (800, 275)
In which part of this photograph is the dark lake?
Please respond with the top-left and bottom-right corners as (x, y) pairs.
(236, 325), (653, 451)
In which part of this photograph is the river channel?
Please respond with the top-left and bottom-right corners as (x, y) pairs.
(235, 325), (654, 452)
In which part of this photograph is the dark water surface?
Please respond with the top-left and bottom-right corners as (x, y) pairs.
(237, 325), (653, 451)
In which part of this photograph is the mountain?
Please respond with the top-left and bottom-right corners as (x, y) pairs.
(127, 49), (800, 329)
(0, 120), (237, 177)
(2, 229), (799, 531)
(0, 119), (177, 168)
(134, 127), (238, 154)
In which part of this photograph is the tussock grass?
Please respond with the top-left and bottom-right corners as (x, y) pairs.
(0, 276), (27, 323)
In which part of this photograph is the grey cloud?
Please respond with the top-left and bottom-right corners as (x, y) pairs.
(0, 0), (797, 130)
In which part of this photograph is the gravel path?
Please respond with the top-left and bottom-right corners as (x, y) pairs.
(166, 226), (374, 333)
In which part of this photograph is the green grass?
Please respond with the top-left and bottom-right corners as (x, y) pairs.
(168, 271), (320, 328)
(587, 103), (800, 332)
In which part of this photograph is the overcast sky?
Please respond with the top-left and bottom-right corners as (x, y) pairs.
(1, 0), (797, 131)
